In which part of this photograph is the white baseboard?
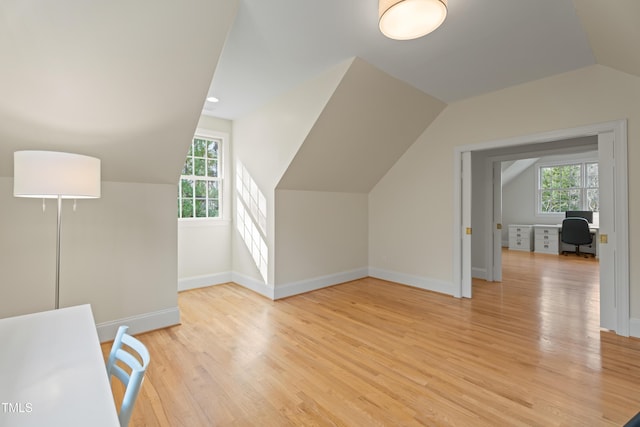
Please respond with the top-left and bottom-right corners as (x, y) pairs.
(273, 268), (369, 300)
(368, 268), (455, 297)
(629, 317), (640, 338)
(178, 272), (233, 292)
(232, 272), (275, 299)
(96, 306), (180, 343)
(472, 267), (487, 280)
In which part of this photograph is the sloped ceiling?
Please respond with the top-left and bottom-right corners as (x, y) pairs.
(573, 0), (640, 78)
(1, 1), (637, 186)
(205, 1), (640, 120)
(277, 58), (445, 193)
(0, 0), (238, 184)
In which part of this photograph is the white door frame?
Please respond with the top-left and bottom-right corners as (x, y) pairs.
(452, 120), (629, 336)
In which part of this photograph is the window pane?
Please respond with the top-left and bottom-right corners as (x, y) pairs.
(207, 159), (218, 177)
(208, 181), (219, 199)
(208, 200), (219, 217)
(587, 189), (599, 212)
(559, 165), (581, 188)
(544, 189), (581, 213)
(207, 140), (218, 159)
(195, 180), (207, 197)
(195, 199), (207, 217)
(181, 179), (193, 197)
(541, 190), (553, 212)
(542, 165), (580, 189)
(549, 190), (562, 212)
(181, 199), (193, 218)
(586, 163), (598, 188)
(194, 158), (206, 176)
(193, 139), (206, 157)
(567, 189), (581, 210)
(540, 167), (553, 189)
(571, 165), (581, 187)
(182, 157), (193, 175)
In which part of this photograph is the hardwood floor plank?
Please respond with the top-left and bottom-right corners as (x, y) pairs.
(102, 250), (640, 426)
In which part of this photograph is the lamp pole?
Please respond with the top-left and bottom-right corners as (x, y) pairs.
(55, 196), (62, 309)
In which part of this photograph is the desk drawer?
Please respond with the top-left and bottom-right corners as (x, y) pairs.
(508, 225), (533, 251)
(534, 228), (559, 238)
(509, 236), (532, 251)
(535, 240), (559, 254)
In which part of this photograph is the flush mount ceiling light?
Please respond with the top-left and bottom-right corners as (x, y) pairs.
(379, 0), (447, 40)
(206, 96), (219, 103)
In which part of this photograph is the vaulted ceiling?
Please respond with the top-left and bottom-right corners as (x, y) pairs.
(0, 1), (637, 185)
(205, 0), (640, 120)
(0, 0), (238, 183)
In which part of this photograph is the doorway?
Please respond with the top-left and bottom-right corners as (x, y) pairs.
(453, 120), (629, 336)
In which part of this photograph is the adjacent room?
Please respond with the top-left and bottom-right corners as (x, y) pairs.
(1, 1), (640, 426)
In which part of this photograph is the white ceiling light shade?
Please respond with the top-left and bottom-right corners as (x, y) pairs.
(379, 0), (448, 40)
(14, 151), (101, 199)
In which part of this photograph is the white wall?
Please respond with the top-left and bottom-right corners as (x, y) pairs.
(369, 65), (640, 316)
(177, 220), (232, 290)
(0, 179), (179, 338)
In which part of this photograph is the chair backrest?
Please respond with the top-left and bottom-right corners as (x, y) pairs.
(106, 325), (150, 427)
(561, 217), (593, 246)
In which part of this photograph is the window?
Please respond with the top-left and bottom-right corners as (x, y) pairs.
(178, 135), (222, 219)
(537, 161), (598, 214)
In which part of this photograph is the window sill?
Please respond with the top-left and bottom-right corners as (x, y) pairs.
(178, 218), (231, 228)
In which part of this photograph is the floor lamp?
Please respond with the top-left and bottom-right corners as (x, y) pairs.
(13, 151), (101, 309)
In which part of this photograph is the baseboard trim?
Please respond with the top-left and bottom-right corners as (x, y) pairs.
(629, 317), (640, 338)
(178, 272), (233, 292)
(368, 267), (455, 297)
(274, 268), (369, 300)
(232, 272), (275, 299)
(472, 267), (487, 280)
(96, 306), (180, 343)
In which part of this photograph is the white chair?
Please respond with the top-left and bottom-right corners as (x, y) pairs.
(106, 325), (150, 427)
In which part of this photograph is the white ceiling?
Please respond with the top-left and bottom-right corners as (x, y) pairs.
(203, 0), (599, 119)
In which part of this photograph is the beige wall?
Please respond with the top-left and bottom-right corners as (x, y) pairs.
(0, 179), (178, 325)
(370, 65), (640, 315)
(275, 190), (368, 285)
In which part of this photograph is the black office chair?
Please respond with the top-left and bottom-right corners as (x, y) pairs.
(561, 217), (593, 258)
(624, 411), (640, 427)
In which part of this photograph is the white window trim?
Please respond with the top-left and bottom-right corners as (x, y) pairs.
(534, 157), (598, 219)
(178, 129), (230, 222)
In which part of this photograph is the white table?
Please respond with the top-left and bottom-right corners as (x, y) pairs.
(0, 304), (119, 426)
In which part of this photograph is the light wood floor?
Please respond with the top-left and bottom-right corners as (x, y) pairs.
(102, 250), (640, 426)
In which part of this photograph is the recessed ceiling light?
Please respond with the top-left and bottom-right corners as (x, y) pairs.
(206, 96), (219, 103)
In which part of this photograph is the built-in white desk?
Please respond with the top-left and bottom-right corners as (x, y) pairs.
(532, 224), (599, 257)
(0, 304), (119, 427)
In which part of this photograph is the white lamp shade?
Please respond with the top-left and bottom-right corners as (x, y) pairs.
(379, 0), (448, 40)
(14, 151), (101, 199)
